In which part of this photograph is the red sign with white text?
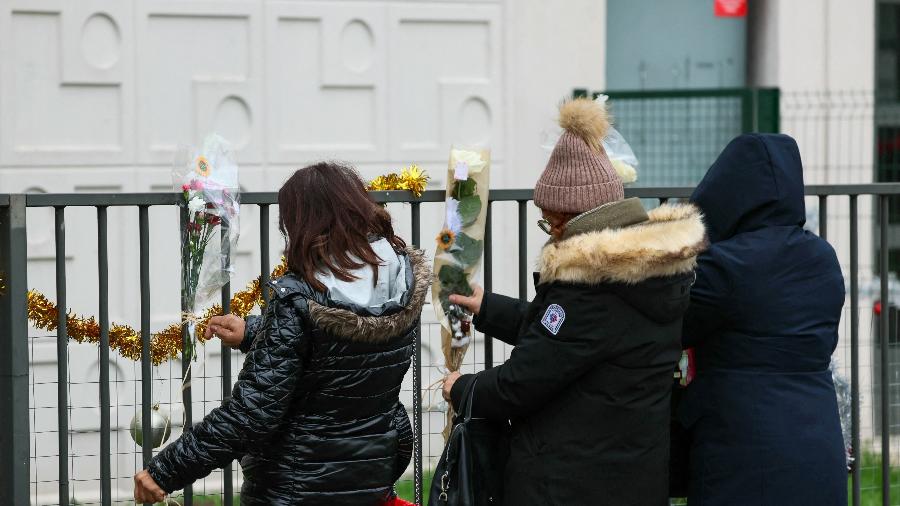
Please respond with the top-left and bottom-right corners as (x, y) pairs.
(715, 0), (747, 17)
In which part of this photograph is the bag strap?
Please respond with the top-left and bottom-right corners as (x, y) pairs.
(457, 376), (478, 423)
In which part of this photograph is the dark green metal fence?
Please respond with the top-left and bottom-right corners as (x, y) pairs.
(3, 185), (900, 506)
(572, 88), (780, 186)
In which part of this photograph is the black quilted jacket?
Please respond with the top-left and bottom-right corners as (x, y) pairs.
(147, 248), (430, 505)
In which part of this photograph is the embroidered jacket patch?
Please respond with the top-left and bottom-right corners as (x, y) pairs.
(541, 304), (566, 335)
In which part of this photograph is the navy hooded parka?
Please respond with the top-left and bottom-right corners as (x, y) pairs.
(677, 134), (847, 505)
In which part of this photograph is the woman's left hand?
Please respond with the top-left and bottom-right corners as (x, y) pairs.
(205, 314), (246, 349)
(134, 469), (166, 503)
(442, 371), (461, 402)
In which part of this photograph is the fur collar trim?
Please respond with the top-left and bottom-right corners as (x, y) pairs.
(308, 248), (432, 343)
(538, 204), (706, 285)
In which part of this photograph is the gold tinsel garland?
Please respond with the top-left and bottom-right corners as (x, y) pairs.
(26, 260), (288, 365)
(9, 168), (428, 365)
(368, 165), (428, 196)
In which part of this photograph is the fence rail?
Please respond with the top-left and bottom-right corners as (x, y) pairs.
(0, 184), (896, 505)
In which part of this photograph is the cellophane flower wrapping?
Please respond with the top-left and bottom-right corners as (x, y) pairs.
(432, 146), (490, 436)
(830, 360), (854, 471)
(172, 133), (241, 360)
(594, 95), (638, 184)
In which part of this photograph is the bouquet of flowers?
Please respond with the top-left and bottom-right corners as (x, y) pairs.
(172, 134), (240, 361)
(432, 146), (490, 433)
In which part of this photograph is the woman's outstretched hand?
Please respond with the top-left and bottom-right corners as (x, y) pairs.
(134, 469), (166, 503)
(205, 314), (246, 349)
(448, 284), (484, 316)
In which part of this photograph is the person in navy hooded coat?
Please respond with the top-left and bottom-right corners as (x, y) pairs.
(677, 133), (847, 505)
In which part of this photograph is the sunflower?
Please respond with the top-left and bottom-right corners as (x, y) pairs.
(436, 229), (456, 250)
(195, 156), (212, 177)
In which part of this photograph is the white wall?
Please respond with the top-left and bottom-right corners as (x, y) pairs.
(0, 0), (606, 503)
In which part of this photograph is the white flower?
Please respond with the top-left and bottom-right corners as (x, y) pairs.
(450, 149), (486, 174)
(187, 196), (206, 215)
(446, 198), (463, 234)
(451, 335), (471, 348)
(595, 94), (609, 104)
(611, 159), (638, 184)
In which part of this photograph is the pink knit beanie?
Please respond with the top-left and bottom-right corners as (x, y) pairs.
(534, 98), (624, 214)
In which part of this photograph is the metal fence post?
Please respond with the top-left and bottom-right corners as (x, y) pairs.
(97, 206), (112, 506)
(0, 195), (30, 504)
(220, 220), (233, 506)
(850, 195), (861, 506)
(484, 201), (493, 369)
(179, 205), (194, 506)
(881, 195), (891, 506)
(755, 88), (781, 133)
(518, 201), (528, 301)
(410, 201), (423, 506)
(54, 206), (70, 505)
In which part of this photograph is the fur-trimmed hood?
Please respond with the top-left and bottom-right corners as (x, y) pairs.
(308, 248), (432, 343)
(538, 203), (707, 285)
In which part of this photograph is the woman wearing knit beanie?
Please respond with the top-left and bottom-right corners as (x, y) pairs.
(442, 97), (707, 505)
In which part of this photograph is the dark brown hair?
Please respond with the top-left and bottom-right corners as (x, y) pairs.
(278, 162), (406, 293)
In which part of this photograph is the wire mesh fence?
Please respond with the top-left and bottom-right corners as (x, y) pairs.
(27, 334), (251, 505)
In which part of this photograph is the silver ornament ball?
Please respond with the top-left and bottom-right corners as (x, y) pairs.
(130, 404), (172, 449)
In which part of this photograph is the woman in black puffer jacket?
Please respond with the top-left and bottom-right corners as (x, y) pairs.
(134, 162), (430, 505)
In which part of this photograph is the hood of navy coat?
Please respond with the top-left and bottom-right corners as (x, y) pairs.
(691, 133), (806, 244)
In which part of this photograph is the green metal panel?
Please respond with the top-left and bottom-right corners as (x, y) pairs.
(573, 87), (781, 186)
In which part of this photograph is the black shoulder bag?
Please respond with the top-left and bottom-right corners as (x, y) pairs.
(428, 378), (507, 506)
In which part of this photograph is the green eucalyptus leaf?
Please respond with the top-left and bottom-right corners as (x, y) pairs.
(452, 233), (484, 267)
(438, 265), (473, 299)
(458, 195), (482, 227)
(438, 290), (452, 312)
(454, 178), (477, 199)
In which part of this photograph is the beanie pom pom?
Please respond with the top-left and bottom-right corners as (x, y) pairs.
(558, 98), (610, 153)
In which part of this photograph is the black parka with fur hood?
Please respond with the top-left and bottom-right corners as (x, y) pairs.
(450, 203), (706, 506)
(147, 245), (430, 505)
